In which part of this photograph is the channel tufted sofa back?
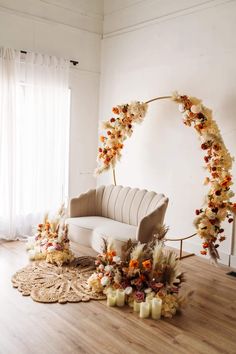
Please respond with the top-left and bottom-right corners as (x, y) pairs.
(70, 185), (168, 227)
(69, 185), (168, 250)
(96, 185), (167, 226)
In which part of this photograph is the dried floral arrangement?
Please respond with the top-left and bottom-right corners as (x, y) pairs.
(172, 93), (235, 260)
(88, 229), (187, 318)
(96, 93), (235, 261)
(26, 206), (74, 266)
(95, 101), (148, 175)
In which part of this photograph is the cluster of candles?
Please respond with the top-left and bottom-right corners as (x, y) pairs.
(107, 289), (162, 320)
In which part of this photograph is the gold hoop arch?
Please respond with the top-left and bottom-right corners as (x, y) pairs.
(97, 93), (235, 261)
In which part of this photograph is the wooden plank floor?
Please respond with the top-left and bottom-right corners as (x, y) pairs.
(0, 241), (235, 354)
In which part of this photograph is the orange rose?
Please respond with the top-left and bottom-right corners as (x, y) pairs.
(129, 259), (139, 268)
(200, 250), (207, 255)
(107, 250), (116, 258)
(142, 260), (152, 270)
(112, 107), (119, 115)
(99, 136), (106, 142)
(202, 242), (209, 249)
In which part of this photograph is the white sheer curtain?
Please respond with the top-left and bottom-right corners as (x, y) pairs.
(0, 48), (70, 239)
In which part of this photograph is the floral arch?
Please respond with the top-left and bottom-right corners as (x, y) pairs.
(96, 92), (236, 261)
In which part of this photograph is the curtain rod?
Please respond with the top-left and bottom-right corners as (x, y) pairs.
(20, 50), (79, 66)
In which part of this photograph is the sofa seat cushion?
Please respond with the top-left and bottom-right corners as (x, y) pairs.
(67, 216), (113, 230)
(67, 216), (137, 253)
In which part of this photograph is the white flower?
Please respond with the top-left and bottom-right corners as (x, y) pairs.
(101, 276), (110, 286)
(178, 103), (185, 113)
(47, 246), (56, 252)
(191, 104), (201, 114)
(98, 264), (104, 271)
(87, 273), (103, 293)
(104, 265), (113, 272)
(172, 91), (180, 100)
(144, 288), (152, 294)
(205, 209), (216, 220)
(113, 256), (121, 263)
(128, 102), (148, 118)
(124, 286), (133, 295)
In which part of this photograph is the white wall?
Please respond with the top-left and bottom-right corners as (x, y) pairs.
(100, 0), (236, 264)
(0, 0), (103, 198)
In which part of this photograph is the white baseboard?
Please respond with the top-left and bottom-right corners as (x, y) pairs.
(229, 255), (236, 269)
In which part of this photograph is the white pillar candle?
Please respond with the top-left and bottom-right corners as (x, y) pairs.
(28, 249), (36, 260)
(116, 289), (125, 307)
(107, 293), (116, 307)
(145, 297), (153, 307)
(133, 300), (141, 312)
(151, 297), (162, 320)
(139, 302), (150, 318)
(26, 236), (35, 250)
(35, 245), (41, 254)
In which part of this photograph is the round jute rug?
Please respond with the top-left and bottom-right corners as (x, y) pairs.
(11, 256), (106, 304)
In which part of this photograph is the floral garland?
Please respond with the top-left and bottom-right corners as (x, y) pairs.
(26, 207), (74, 266)
(95, 101), (148, 175)
(96, 93), (235, 260)
(173, 93), (235, 260)
(88, 238), (187, 318)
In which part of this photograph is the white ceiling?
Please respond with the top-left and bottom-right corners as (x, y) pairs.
(0, 0), (104, 34)
(0, 0), (224, 36)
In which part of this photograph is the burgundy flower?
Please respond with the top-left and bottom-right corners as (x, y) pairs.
(150, 281), (164, 291)
(134, 291), (145, 302)
(120, 280), (130, 289)
(54, 243), (63, 251)
(171, 287), (179, 293)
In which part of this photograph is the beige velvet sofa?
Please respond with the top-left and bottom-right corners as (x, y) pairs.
(67, 185), (168, 253)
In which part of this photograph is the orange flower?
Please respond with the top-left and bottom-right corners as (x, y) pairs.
(99, 136), (106, 142)
(212, 172), (219, 179)
(45, 223), (50, 230)
(129, 259), (139, 268)
(107, 250), (116, 258)
(112, 107), (119, 115)
(221, 176), (232, 187)
(231, 203), (236, 213)
(142, 260), (152, 270)
(200, 250), (207, 255)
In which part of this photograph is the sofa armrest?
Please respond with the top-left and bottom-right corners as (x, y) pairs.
(69, 189), (96, 217)
(136, 197), (169, 243)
